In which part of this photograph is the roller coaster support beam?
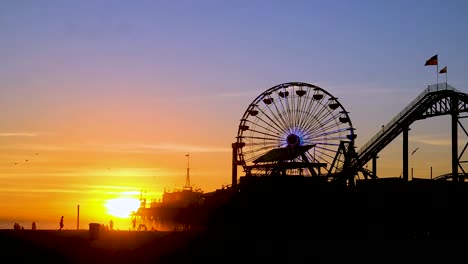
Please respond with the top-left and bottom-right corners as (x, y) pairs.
(372, 155), (378, 178)
(403, 126), (409, 181)
(452, 95), (459, 181)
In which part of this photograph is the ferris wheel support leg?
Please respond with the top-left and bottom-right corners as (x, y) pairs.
(231, 142), (240, 188)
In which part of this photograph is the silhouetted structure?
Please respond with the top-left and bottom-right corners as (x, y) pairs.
(134, 154), (205, 231)
(135, 82), (468, 240)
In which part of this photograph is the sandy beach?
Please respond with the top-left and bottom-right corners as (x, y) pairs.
(0, 228), (294, 263)
(1, 224), (456, 263)
(0, 229), (203, 264)
(0, 226), (347, 263)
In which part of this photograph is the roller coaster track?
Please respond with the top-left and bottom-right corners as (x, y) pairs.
(353, 83), (468, 177)
(433, 172), (468, 181)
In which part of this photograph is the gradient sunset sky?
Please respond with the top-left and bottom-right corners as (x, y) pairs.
(1, 0), (468, 228)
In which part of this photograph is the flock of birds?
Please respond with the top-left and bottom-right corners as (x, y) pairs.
(12, 152), (39, 166)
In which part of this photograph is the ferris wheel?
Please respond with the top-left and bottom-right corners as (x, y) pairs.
(236, 82), (356, 178)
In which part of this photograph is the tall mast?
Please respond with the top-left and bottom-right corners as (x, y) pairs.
(185, 153), (191, 190)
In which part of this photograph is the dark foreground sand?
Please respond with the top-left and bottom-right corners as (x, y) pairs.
(0, 228), (462, 263)
(0, 227), (379, 263)
(0, 229), (204, 264)
(0, 228), (312, 263)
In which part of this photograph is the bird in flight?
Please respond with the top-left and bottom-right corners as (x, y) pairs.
(411, 148), (419, 155)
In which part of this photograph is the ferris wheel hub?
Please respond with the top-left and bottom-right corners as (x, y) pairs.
(287, 134), (301, 147)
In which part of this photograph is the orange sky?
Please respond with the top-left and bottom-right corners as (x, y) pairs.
(0, 109), (462, 229)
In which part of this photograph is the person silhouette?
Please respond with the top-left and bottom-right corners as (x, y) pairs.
(59, 216), (64, 230)
(32, 221), (37, 230)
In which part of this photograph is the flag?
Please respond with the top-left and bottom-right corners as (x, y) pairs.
(439, 66), (447, 74)
(424, 54), (438, 66)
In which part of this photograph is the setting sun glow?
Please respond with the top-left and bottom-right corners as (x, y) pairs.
(105, 198), (141, 218)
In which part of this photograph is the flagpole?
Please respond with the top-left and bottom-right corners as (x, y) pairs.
(436, 64), (439, 91)
(446, 68), (448, 89)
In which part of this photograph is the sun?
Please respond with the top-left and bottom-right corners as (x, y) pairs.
(105, 198), (141, 218)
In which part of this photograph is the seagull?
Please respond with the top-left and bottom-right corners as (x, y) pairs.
(411, 148), (419, 155)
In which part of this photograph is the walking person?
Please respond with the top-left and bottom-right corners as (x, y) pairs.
(59, 216), (64, 230)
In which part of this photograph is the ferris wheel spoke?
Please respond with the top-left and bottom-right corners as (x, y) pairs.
(296, 88), (315, 130)
(290, 86), (307, 130)
(244, 141), (283, 148)
(305, 116), (343, 137)
(276, 88), (297, 134)
(306, 126), (349, 139)
(309, 136), (349, 144)
(297, 93), (320, 131)
(307, 133), (349, 143)
(304, 151), (319, 163)
(303, 127), (342, 142)
(314, 137), (343, 146)
(244, 142), (279, 152)
(294, 86), (314, 129)
(271, 94), (295, 133)
(315, 144), (344, 152)
(303, 110), (334, 134)
(243, 140), (284, 149)
(313, 155), (329, 166)
(250, 115), (286, 137)
(306, 141), (341, 146)
(245, 119), (285, 137)
(309, 131), (350, 141)
(308, 98), (331, 120)
(243, 134), (284, 143)
(304, 93), (326, 125)
(266, 96), (293, 132)
(305, 108), (339, 133)
(291, 87), (303, 129)
(246, 129), (283, 140)
(257, 104), (290, 134)
(310, 152), (326, 164)
(276, 91), (295, 134)
(243, 144), (278, 155)
(243, 146), (279, 162)
(312, 147), (338, 161)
